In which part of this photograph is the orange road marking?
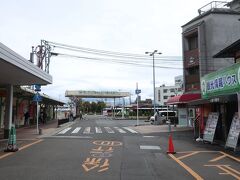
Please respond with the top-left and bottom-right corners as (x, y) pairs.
(177, 150), (220, 154)
(169, 154), (204, 180)
(0, 139), (43, 160)
(0, 152), (14, 160)
(220, 151), (240, 163)
(205, 165), (240, 179)
(178, 151), (200, 160)
(225, 165), (240, 175)
(209, 154), (226, 162)
(18, 140), (43, 151)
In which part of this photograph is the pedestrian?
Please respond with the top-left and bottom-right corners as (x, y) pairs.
(79, 111), (83, 120)
(43, 111), (47, 124)
(24, 111), (30, 126)
(69, 111), (73, 121)
(40, 111), (44, 124)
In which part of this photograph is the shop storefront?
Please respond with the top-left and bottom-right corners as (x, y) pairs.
(200, 62), (240, 149)
(0, 42), (52, 138)
(167, 93), (201, 127)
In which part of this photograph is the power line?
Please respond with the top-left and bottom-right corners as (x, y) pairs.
(46, 40), (182, 61)
(54, 52), (183, 69)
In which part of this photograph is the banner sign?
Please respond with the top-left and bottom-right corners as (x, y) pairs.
(225, 114), (240, 150)
(201, 63), (240, 99)
(203, 112), (219, 143)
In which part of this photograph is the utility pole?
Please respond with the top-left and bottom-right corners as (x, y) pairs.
(145, 50), (162, 116)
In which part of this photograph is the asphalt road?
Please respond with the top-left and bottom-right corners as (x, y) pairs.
(0, 115), (239, 180)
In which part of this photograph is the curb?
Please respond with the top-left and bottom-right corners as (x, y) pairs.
(38, 120), (77, 138)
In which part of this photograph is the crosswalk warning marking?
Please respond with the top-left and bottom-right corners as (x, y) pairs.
(83, 127), (92, 134)
(95, 127), (102, 133)
(58, 127), (72, 134)
(114, 127), (126, 133)
(123, 127), (138, 133)
(104, 127), (115, 133)
(71, 127), (81, 134)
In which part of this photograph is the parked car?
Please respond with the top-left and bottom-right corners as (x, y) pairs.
(150, 111), (177, 125)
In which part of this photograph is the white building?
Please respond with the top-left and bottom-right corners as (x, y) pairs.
(155, 76), (183, 106)
(175, 75), (183, 87)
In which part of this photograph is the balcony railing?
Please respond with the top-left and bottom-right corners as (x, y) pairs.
(198, 1), (229, 15)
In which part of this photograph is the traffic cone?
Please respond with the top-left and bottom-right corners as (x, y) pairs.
(167, 134), (176, 154)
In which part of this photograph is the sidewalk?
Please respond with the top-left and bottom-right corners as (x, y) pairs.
(132, 124), (193, 134)
(0, 119), (76, 152)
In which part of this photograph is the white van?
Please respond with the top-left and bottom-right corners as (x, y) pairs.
(150, 111), (177, 125)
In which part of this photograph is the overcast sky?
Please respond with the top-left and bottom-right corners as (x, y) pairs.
(1, 0), (213, 103)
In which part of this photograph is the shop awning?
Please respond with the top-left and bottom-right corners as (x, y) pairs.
(166, 93), (201, 105)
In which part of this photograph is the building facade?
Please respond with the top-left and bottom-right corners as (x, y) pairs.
(182, 1), (240, 93)
(156, 84), (183, 106)
(180, 0), (240, 143)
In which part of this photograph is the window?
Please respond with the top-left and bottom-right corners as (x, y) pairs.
(158, 90), (161, 101)
(188, 35), (198, 50)
(163, 96), (168, 99)
(163, 89), (168, 93)
(170, 88), (175, 92)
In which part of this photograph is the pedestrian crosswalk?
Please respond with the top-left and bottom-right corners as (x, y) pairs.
(57, 126), (138, 135)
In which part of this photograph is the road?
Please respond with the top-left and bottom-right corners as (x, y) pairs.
(0, 115), (239, 180)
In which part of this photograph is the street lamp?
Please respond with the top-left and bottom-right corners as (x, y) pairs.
(145, 50), (162, 116)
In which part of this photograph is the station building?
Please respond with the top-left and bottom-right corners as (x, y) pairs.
(0, 42), (64, 138)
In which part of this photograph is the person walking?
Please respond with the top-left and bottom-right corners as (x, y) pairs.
(24, 111), (30, 126)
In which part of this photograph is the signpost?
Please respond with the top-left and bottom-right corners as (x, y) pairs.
(203, 112), (219, 143)
(33, 85), (42, 134)
(135, 83), (141, 126)
(225, 114), (240, 151)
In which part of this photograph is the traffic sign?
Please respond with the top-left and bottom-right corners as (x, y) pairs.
(34, 84), (41, 92)
(33, 93), (42, 102)
(135, 89), (141, 94)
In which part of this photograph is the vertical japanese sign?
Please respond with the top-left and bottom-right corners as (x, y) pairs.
(201, 63), (240, 99)
(225, 114), (240, 150)
(82, 140), (122, 173)
(203, 112), (219, 143)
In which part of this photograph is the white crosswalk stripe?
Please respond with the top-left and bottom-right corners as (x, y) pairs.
(71, 127), (81, 134)
(123, 127), (138, 133)
(95, 127), (102, 133)
(58, 127), (71, 134)
(104, 127), (115, 133)
(56, 126), (138, 135)
(114, 127), (126, 133)
(83, 127), (92, 134)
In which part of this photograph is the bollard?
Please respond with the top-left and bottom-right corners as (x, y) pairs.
(4, 126), (18, 152)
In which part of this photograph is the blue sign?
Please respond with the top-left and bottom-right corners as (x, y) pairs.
(135, 89), (141, 94)
(34, 84), (41, 92)
(33, 93), (42, 102)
